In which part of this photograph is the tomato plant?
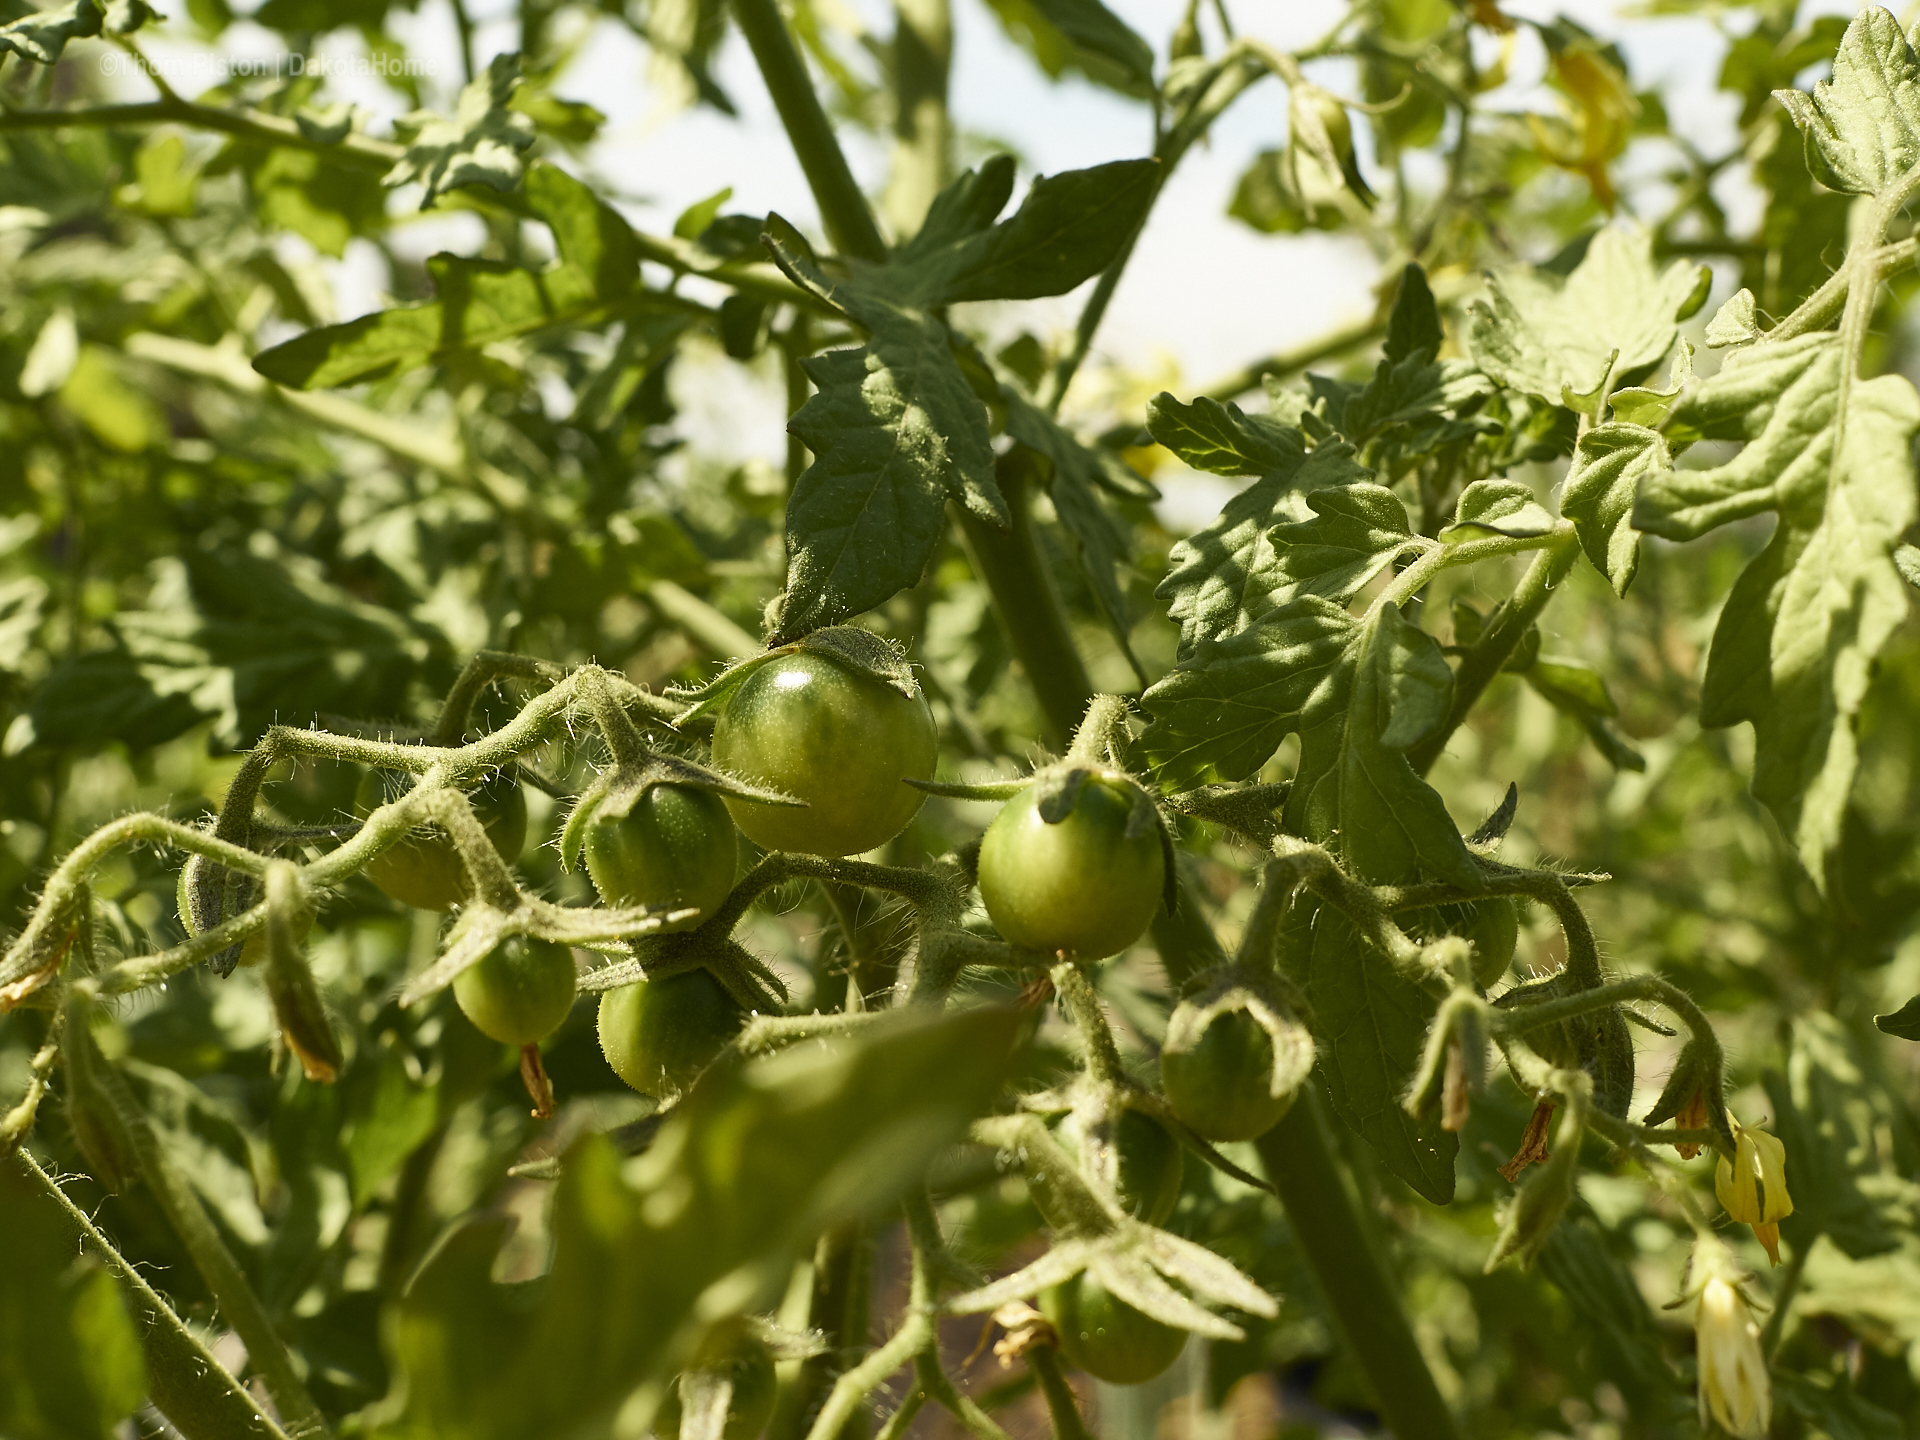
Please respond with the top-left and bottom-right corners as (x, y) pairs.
(598, 968), (748, 1099)
(708, 650), (936, 857)
(977, 770), (1168, 959)
(1040, 1272), (1189, 1386)
(5, 2), (1920, 1438)
(580, 783), (739, 929)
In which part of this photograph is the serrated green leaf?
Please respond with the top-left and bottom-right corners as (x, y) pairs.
(253, 163), (638, 388)
(1263, 484), (1417, 604)
(1772, 9), (1920, 198)
(1141, 597), (1358, 787)
(1146, 393), (1303, 476)
(771, 347), (961, 643)
(22, 546), (431, 752)
(384, 1006), (1020, 1438)
(1154, 439), (1370, 658)
(1465, 226), (1706, 403)
(1706, 289), (1761, 348)
(1633, 333), (1920, 881)
(385, 52), (537, 208)
(1287, 604), (1480, 889)
(1302, 910), (1459, 1204)
(1606, 340), (1692, 427)
(884, 158), (1160, 306)
(1441, 479), (1556, 542)
(1005, 396), (1142, 677)
(1563, 423), (1666, 595)
(981, 0), (1156, 100)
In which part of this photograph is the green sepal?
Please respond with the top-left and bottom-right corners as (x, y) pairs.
(670, 626), (923, 722)
(902, 777), (1033, 801)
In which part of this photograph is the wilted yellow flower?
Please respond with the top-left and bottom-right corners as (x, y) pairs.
(1695, 1275), (1769, 1438)
(1714, 1125), (1793, 1265)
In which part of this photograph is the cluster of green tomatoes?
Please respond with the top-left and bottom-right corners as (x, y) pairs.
(187, 644), (1521, 1393)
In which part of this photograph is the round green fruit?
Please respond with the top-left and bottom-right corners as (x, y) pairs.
(709, 653), (935, 857)
(976, 776), (1164, 959)
(452, 936), (578, 1046)
(1161, 1008), (1292, 1143)
(653, 1335), (777, 1440)
(582, 783), (738, 930)
(1463, 898), (1520, 988)
(355, 767), (528, 912)
(1040, 1272), (1187, 1385)
(598, 968), (746, 1098)
(1031, 1107), (1184, 1230)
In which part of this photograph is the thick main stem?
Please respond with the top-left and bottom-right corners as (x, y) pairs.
(730, 0), (888, 263)
(1255, 1093), (1463, 1440)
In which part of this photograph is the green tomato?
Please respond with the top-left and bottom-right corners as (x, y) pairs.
(1404, 898), (1519, 988)
(452, 936), (579, 1046)
(355, 767), (528, 912)
(583, 784), (738, 931)
(653, 1336), (777, 1440)
(976, 776), (1164, 958)
(1040, 1272), (1187, 1385)
(1160, 1008), (1292, 1143)
(709, 653), (935, 857)
(1030, 1108), (1184, 1230)
(598, 968), (746, 1098)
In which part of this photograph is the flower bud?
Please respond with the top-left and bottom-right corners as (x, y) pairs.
(262, 862), (339, 1084)
(1695, 1270), (1769, 1438)
(1714, 1123), (1792, 1266)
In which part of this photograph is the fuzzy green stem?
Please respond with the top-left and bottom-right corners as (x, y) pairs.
(1051, 960), (1127, 1086)
(70, 1018), (330, 1437)
(1406, 536), (1580, 775)
(1255, 1092), (1462, 1440)
(18, 1149), (290, 1440)
(1027, 1349), (1093, 1440)
(730, 0), (889, 262)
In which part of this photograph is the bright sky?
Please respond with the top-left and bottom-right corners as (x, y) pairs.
(126, 0), (1864, 480)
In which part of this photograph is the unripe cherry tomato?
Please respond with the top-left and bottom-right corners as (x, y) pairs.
(355, 767), (528, 912)
(1040, 1272), (1187, 1385)
(709, 653), (935, 857)
(598, 967), (746, 1098)
(1030, 1108), (1184, 1230)
(1160, 1008), (1292, 1142)
(1405, 898), (1519, 988)
(976, 776), (1164, 958)
(451, 936), (578, 1046)
(582, 783), (738, 930)
(652, 1335), (777, 1440)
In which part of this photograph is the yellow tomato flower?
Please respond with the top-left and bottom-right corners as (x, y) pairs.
(1696, 1275), (1770, 1438)
(1714, 1125), (1793, 1266)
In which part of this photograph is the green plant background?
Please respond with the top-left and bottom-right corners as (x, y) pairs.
(3, 1), (1920, 1438)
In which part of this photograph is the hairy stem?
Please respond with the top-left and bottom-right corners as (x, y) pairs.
(1051, 960), (1126, 1085)
(18, 1149), (290, 1440)
(1255, 1092), (1462, 1440)
(1407, 535), (1580, 776)
(1027, 1349), (1093, 1440)
(730, 0), (889, 262)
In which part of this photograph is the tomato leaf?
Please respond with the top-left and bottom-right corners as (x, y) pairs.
(1633, 334), (1920, 884)
(1466, 227), (1707, 404)
(979, 0), (1156, 100)
(382, 1006), (1021, 1439)
(1771, 8), (1920, 197)
(1154, 439), (1371, 658)
(881, 157), (1160, 306)
(1440, 479), (1556, 542)
(1262, 484), (1417, 605)
(253, 163), (640, 388)
(1146, 394), (1302, 477)
(1562, 422), (1666, 595)
(1761, 1015), (1899, 1261)
(383, 53), (537, 208)
(0, 0), (151, 63)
